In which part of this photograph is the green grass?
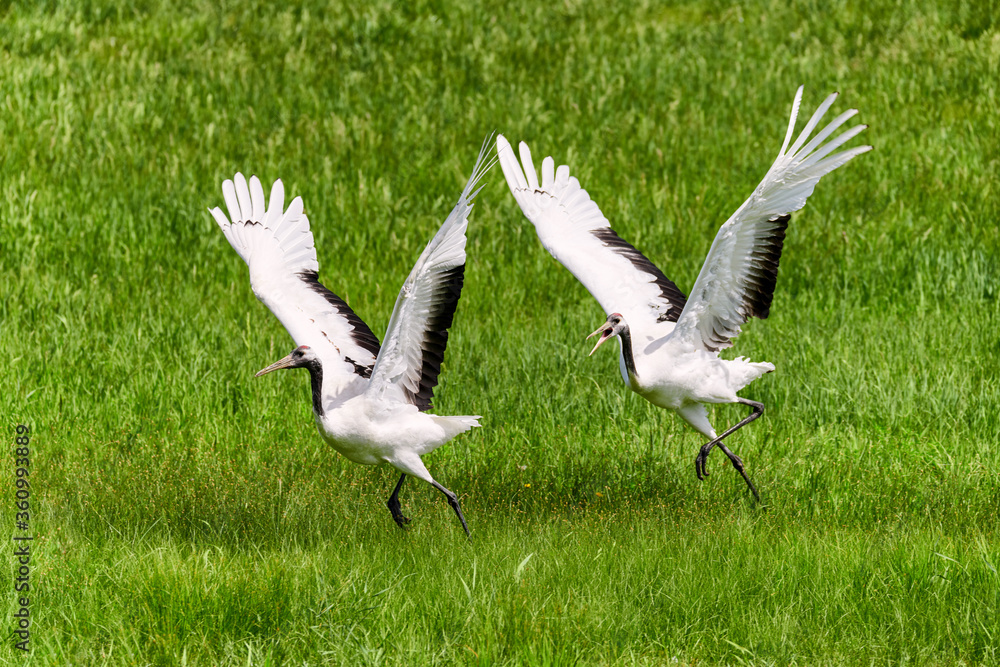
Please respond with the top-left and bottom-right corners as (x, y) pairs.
(2, 0), (999, 664)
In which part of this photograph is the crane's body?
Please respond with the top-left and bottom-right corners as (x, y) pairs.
(211, 139), (493, 536)
(309, 395), (479, 467)
(624, 343), (774, 411)
(499, 88), (871, 500)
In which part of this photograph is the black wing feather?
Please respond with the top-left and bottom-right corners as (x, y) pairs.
(740, 214), (789, 321)
(591, 227), (687, 322)
(298, 270), (381, 375)
(405, 264), (465, 411)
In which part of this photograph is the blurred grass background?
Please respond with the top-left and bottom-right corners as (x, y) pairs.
(1, 0), (998, 664)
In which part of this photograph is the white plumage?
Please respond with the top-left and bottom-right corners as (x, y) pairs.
(210, 138), (494, 535)
(498, 88), (871, 500)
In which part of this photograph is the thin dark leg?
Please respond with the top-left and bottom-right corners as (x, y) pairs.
(430, 480), (471, 539)
(386, 473), (410, 530)
(694, 398), (763, 477)
(694, 398), (763, 502)
(715, 440), (761, 503)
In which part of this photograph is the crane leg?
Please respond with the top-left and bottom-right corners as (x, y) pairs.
(694, 398), (763, 502)
(431, 480), (471, 540)
(386, 473), (411, 529)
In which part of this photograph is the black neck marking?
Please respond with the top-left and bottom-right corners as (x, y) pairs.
(618, 324), (638, 380)
(304, 358), (325, 417)
(591, 227), (687, 323)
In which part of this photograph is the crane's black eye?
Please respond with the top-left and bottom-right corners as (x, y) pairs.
(294, 350), (304, 358)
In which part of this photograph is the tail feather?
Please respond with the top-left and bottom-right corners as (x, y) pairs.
(433, 414), (481, 435)
(731, 357), (775, 392)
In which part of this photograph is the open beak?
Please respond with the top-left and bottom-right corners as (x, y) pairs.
(586, 324), (614, 356)
(255, 353), (298, 377)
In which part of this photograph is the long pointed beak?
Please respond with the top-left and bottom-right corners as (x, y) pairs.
(255, 353), (298, 377)
(586, 324), (614, 356)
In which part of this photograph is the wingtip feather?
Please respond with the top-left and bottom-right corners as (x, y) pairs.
(265, 179), (285, 227)
(779, 86), (805, 157)
(519, 141), (539, 190)
(800, 123), (869, 168)
(234, 173), (252, 222)
(209, 206), (229, 229)
(222, 179), (240, 224)
(282, 196), (304, 226)
(466, 134), (497, 199)
(249, 175), (266, 222)
(497, 136), (528, 192)
(541, 156), (555, 189)
(787, 90), (840, 157)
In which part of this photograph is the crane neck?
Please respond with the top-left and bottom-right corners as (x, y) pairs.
(618, 324), (638, 381)
(304, 359), (325, 417)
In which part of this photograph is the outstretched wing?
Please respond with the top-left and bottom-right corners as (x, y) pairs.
(497, 135), (687, 345)
(672, 87), (872, 352)
(210, 174), (381, 390)
(365, 137), (495, 411)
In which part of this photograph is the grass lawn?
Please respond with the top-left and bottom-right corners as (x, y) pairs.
(2, 0), (999, 664)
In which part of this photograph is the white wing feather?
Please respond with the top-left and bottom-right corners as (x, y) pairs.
(496, 135), (687, 345)
(366, 138), (495, 410)
(210, 175), (380, 393)
(672, 87), (872, 352)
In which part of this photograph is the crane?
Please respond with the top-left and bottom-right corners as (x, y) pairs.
(209, 139), (494, 536)
(497, 88), (871, 500)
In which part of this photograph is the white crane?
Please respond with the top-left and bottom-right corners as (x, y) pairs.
(497, 88), (871, 501)
(209, 139), (494, 536)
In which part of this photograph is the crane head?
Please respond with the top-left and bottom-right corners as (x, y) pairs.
(586, 313), (626, 356)
(255, 345), (318, 377)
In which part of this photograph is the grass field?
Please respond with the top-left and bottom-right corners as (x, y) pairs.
(2, 0), (999, 664)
